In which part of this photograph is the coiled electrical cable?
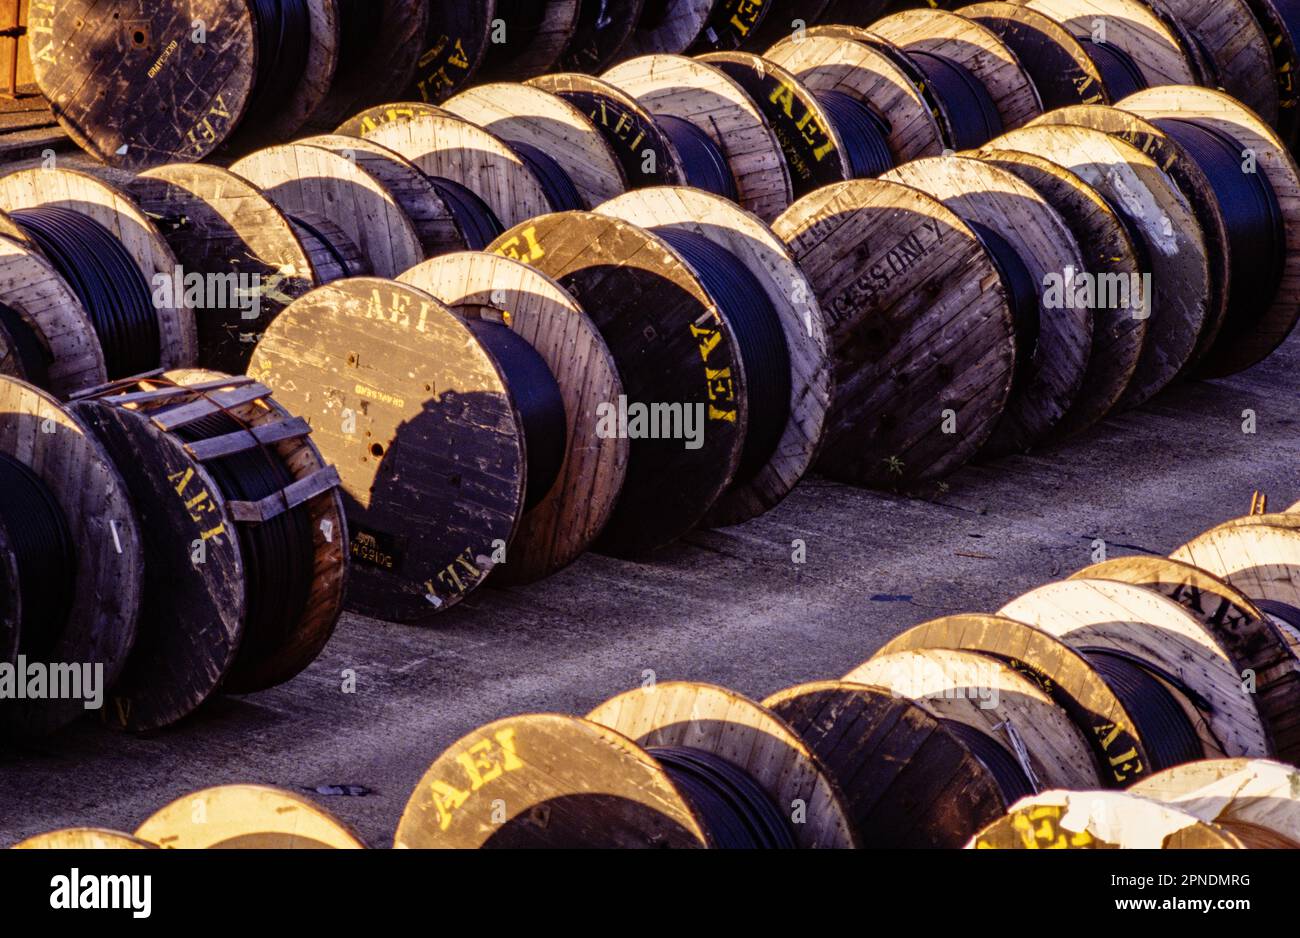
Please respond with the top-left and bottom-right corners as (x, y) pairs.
(815, 90), (895, 178)
(286, 213), (358, 279)
(0, 303), (50, 390)
(464, 319), (567, 510)
(246, 0), (312, 129)
(1079, 647), (1204, 771)
(508, 139), (587, 211)
(427, 177), (506, 251)
(656, 114), (739, 201)
(940, 719), (1036, 803)
(905, 50), (1005, 150)
(965, 219), (1041, 392)
(1077, 38), (1148, 101)
(653, 227), (791, 482)
(1151, 117), (1287, 351)
(173, 410), (315, 665)
(11, 207), (160, 381)
(650, 746), (796, 848)
(0, 452), (76, 661)
(1255, 598), (1300, 645)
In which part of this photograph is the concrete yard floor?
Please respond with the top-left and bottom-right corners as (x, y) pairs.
(2, 331), (1299, 847)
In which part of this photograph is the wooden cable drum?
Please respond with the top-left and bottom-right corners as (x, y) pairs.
(876, 615), (1155, 786)
(1144, 0), (1276, 123)
(762, 680), (1011, 848)
(1121, 86), (1300, 378)
(334, 101), (450, 138)
(405, 0), (496, 103)
(602, 54), (795, 220)
(586, 681), (858, 848)
(444, 82), (629, 208)
(596, 186), (830, 525)
(958, 2), (1108, 109)
(304, 0), (428, 131)
(125, 165), (318, 376)
(529, 72), (690, 190)
(475, 0), (583, 82)
(229, 140), (425, 279)
(977, 149), (1146, 436)
(1130, 758), (1300, 847)
(1017, 0), (1199, 89)
(1242, 0), (1300, 150)
(998, 578), (1273, 761)
(136, 785), (366, 848)
(880, 156), (1089, 456)
(1070, 554), (1300, 764)
(970, 790), (1245, 848)
(396, 713), (714, 848)
(1028, 104), (1232, 374)
(623, 0), (717, 56)
(0, 234), (108, 399)
(764, 30), (947, 163)
(976, 124), (1209, 409)
(67, 371), (346, 728)
(488, 211), (747, 555)
(696, 51), (854, 200)
(869, 9), (1044, 133)
(771, 179), (1016, 488)
(248, 279), (526, 617)
(561, 0), (646, 72)
(13, 829), (157, 849)
(27, 0), (338, 167)
(396, 251), (626, 585)
(845, 648), (1102, 792)
(343, 111), (555, 228)
(0, 376), (143, 738)
(0, 168), (197, 378)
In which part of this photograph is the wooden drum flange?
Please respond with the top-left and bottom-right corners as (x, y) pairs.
(773, 179), (1016, 488)
(136, 785), (366, 848)
(249, 279), (527, 619)
(764, 680), (1020, 848)
(397, 251), (628, 585)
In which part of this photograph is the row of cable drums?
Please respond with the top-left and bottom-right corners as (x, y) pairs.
(13, 758), (1300, 849)
(28, 0), (1300, 168)
(0, 65), (1297, 624)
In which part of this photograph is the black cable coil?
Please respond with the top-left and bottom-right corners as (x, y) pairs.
(650, 746), (796, 848)
(656, 114), (739, 201)
(1152, 117), (1287, 352)
(464, 319), (568, 511)
(1255, 598), (1300, 634)
(653, 227), (791, 482)
(12, 206), (160, 381)
(287, 213), (358, 279)
(427, 177), (506, 251)
(1079, 647), (1204, 771)
(173, 411), (315, 668)
(815, 90), (896, 178)
(939, 718), (1036, 803)
(964, 219), (1041, 393)
(0, 452), (76, 661)
(905, 50), (1005, 150)
(0, 303), (51, 390)
(246, 0), (312, 129)
(508, 139), (587, 211)
(1077, 38), (1149, 101)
